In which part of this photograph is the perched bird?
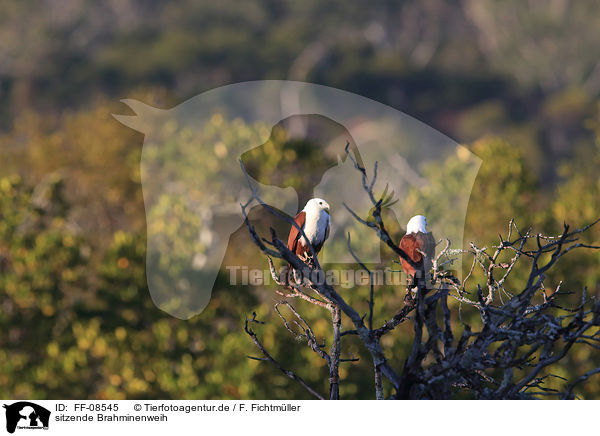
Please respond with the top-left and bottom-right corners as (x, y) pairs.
(287, 198), (331, 262)
(399, 215), (435, 281)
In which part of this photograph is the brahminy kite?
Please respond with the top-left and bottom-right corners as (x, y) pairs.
(399, 214), (435, 281)
(287, 198), (331, 262)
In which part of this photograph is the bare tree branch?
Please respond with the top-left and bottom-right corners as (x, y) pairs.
(240, 147), (600, 399)
(244, 313), (325, 400)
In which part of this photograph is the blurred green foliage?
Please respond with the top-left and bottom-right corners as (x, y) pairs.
(0, 0), (598, 399)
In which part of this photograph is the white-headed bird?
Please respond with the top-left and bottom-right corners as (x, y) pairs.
(287, 198), (331, 261)
(399, 214), (435, 281)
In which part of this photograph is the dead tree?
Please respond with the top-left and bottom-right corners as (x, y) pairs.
(239, 147), (600, 399)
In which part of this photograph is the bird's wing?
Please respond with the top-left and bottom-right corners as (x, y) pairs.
(399, 233), (422, 263)
(414, 232), (436, 266)
(287, 211), (306, 252)
(324, 215), (330, 242)
(424, 232), (436, 260)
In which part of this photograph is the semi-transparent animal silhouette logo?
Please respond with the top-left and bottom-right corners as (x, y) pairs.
(115, 81), (481, 319)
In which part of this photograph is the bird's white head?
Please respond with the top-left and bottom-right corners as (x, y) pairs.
(304, 198), (330, 215)
(406, 214), (428, 234)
